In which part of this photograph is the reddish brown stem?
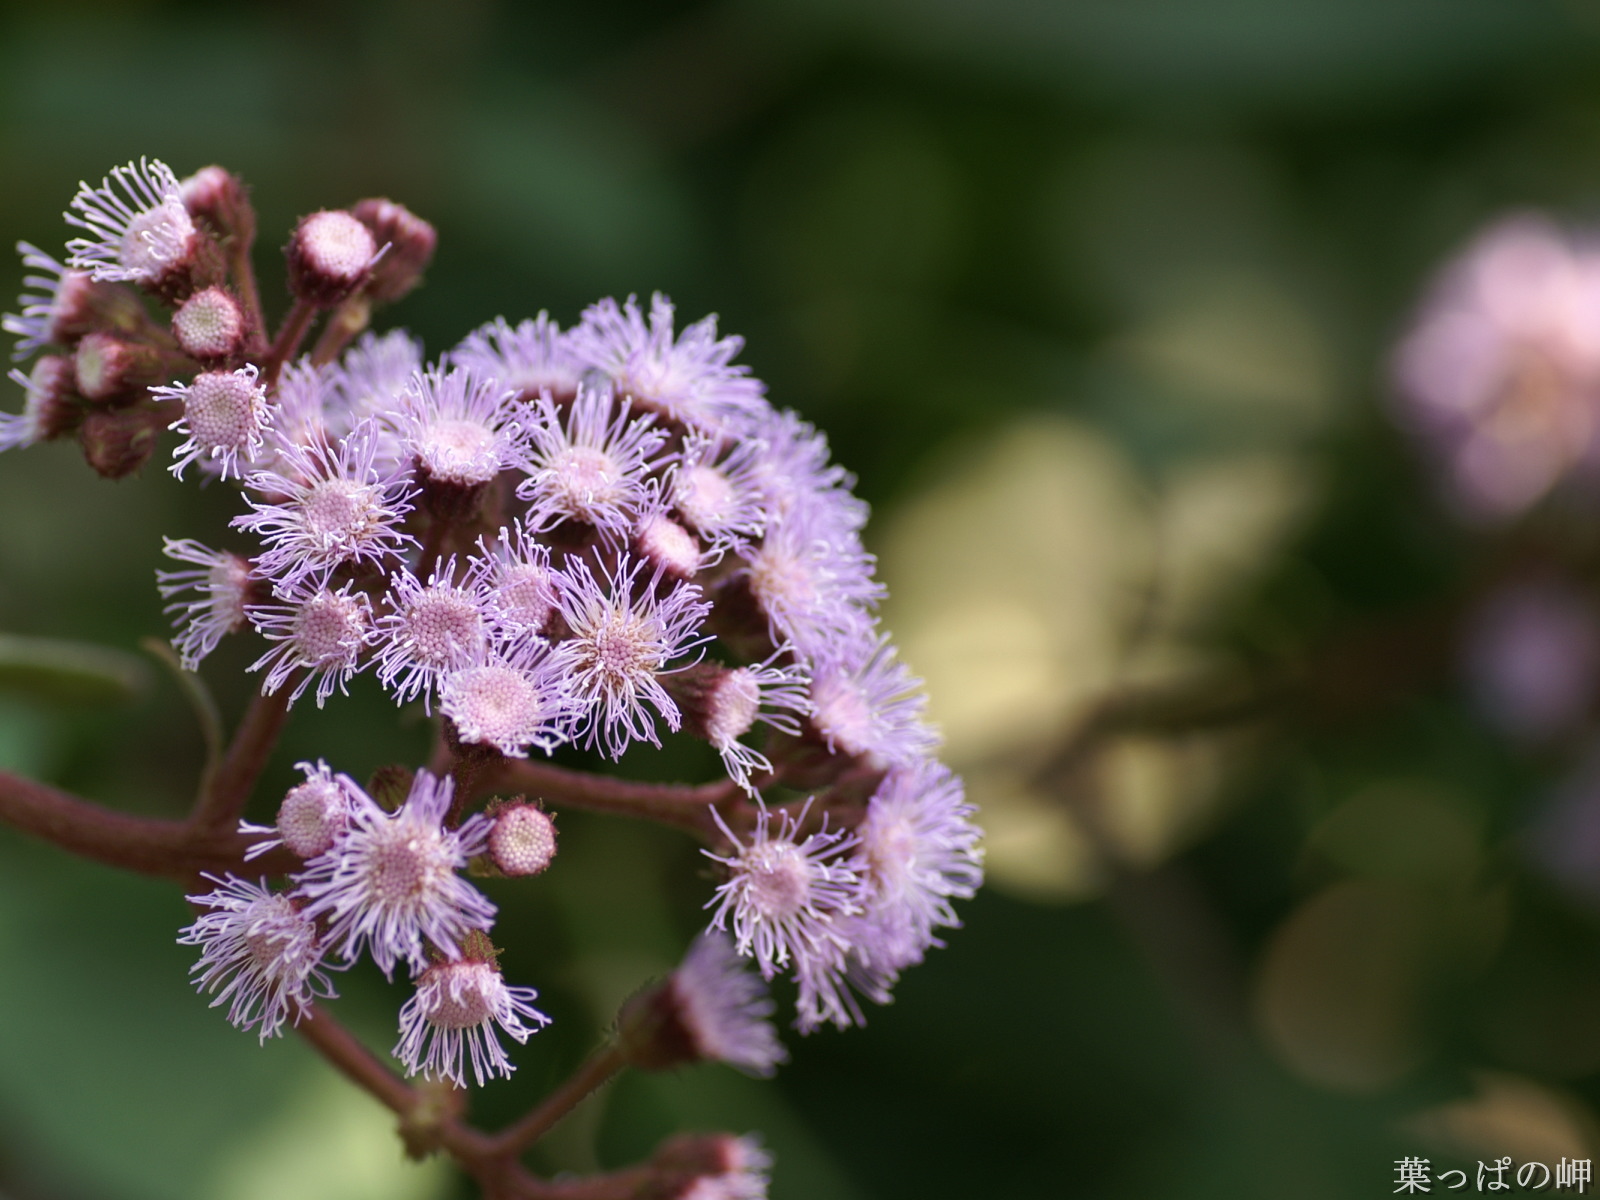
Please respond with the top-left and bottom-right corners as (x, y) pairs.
(228, 240), (267, 356)
(0, 769), (296, 880)
(262, 297), (318, 386)
(309, 295), (371, 366)
(193, 686), (294, 831)
(478, 759), (737, 838)
(487, 1044), (626, 1159)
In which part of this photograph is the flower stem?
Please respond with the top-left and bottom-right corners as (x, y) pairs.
(478, 758), (737, 838)
(487, 1044), (626, 1159)
(309, 294), (371, 366)
(193, 685), (293, 831)
(261, 297), (318, 386)
(0, 769), (294, 879)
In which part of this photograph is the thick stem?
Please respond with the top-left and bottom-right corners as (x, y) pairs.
(487, 1044), (626, 1159)
(261, 297), (318, 386)
(193, 686), (294, 831)
(0, 770), (295, 879)
(478, 759), (736, 838)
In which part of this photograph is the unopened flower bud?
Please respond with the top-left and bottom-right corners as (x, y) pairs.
(635, 511), (702, 579)
(351, 198), (437, 304)
(618, 933), (785, 1077)
(645, 1132), (773, 1200)
(180, 166), (256, 246)
(276, 770), (351, 859)
(73, 332), (173, 402)
(286, 210), (379, 306)
(172, 287), (245, 363)
(79, 403), (166, 478)
(2, 356), (82, 449)
(665, 663), (761, 748)
(487, 802), (557, 877)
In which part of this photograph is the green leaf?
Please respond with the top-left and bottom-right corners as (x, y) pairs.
(0, 633), (150, 706)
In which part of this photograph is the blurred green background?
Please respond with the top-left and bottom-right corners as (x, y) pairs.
(8, 0), (1600, 1196)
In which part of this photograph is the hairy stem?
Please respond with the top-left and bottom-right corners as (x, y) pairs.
(478, 759), (736, 838)
(487, 1044), (627, 1159)
(193, 686), (294, 831)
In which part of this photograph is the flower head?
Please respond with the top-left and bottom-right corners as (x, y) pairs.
(240, 760), (361, 861)
(1, 357), (79, 451)
(65, 158), (199, 287)
(553, 554), (712, 758)
(292, 770), (495, 978)
(154, 365), (268, 480)
(235, 420), (416, 588)
(451, 313), (583, 401)
(703, 802), (859, 984)
(568, 294), (767, 432)
(808, 634), (938, 769)
(393, 366), (519, 490)
(246, 579), (375, 707)
(1392, 215), (1600, 520)
(4, 241), (101, 359)
(156, 537), (257, 669)
(514, 383), (668, 538)
(394, 956), (549, 1087)
(655, 932), (788, 1077)
(374, 558), (496, 709)
(178, 875), (337, 1042)
(439, 641), (579, 757)
(839, 760), (983, 1008)
(467, 522), (559, 637)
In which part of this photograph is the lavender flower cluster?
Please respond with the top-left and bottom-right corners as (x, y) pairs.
(0, 159), (984, 1114)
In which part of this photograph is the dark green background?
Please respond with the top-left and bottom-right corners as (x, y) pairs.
(5, 1), (1600, 1196)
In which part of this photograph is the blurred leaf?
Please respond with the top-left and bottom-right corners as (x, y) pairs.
(0, 632), (149, 706)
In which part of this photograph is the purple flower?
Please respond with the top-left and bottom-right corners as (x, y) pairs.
(670, 431), (772, 560)
(808, 633), (939, 769)
(451, 313), (583, 401)
(394, 958), (549, 1087)
(391, 366), (520, 489)
(553, 553), (712, 758)
(691, 659), (812, 794)
(667, 932), (788, 1077)
(1465, 578), (1600, 741)
(178, 875), (338, 1042)
(513, 382), (668, 539)
(738, 498), (882, 666)
(4, 241), (96, 360)
(703, 801), (859, 994)
(374, 558), (496, 709)
(156, 537), (257, 669)
(466, 522), (559, 637)
(840, 760), (983, 1007)
(153, 365), (269, 480)
(568, 293), (767, 433)
(292, 770), (495, 979)
(65, 158), (200, 286)
(1392, 215), (1600, 520)
(239, 759), (363, 861)
(1, 358), (76, 451)
(245, 579), (375, 707)
(439, 640), (580, 757)
(234, 420), (416, 589)
(742, 408), (866, 536)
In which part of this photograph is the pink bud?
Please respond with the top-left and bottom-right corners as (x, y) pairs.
(286, 210), (379, 306)
(488, 804), (557, 877)
(351, 198), (437, 304)
(172, 287), (245, 362)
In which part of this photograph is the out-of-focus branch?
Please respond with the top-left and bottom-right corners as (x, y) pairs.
(192, 686), (294, 831)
